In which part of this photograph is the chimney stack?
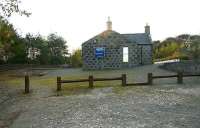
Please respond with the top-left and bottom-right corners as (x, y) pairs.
(107, 17), (112, 30)
(145, 23), (150, 35)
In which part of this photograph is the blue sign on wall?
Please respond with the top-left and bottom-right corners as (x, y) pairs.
(95, 47), (105, 58)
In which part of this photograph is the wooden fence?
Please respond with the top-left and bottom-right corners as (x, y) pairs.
(147, 72), (200, 85)
(23, 73), (200, 93)
(56, 74), (150, 91)
(57, 74), (127, 91)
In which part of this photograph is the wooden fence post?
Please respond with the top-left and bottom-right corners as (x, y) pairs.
(57, 76), (61, 91)
(25, 75), (30, 93)
(148, 73), (153, 85)
(89, 75), (94, 88)
(177, 72), (183, 84)
(122, 74), (126, 86)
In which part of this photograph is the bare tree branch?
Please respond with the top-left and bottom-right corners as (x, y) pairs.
(0, 0), (31, 17)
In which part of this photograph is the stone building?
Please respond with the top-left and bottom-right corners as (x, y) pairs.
(82, 18), (153, 70)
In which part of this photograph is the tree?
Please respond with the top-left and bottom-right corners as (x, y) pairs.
(153, 35), (188, 61)
(0, 0), (31, 17)
(0, 16), (17, 63)
(24, 34), (50, 64)
(0, 0), (30, 63)
(47, 33), (68, 64)
(7, 35), (27, 64)
(21, 33), (69, 65)
(182, 37), (200, 62)
(71, 49), (82, 67)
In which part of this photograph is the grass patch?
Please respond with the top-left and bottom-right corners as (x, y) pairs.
(0, 66), (157, 96)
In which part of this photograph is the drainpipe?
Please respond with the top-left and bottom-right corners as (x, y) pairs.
(140, 46), (143, 65)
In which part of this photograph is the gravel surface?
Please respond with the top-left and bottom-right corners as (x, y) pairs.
(0, 64), (200, 128)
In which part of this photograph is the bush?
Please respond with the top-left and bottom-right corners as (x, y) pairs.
(71, 49), (82, 67)
(179, 55), (189, 60)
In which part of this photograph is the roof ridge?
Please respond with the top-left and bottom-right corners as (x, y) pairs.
(122, 33), (145, 35)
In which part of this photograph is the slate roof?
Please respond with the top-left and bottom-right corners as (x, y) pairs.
(122, 33), (152, 44)
(98, 30), (121, 38)
(82, 30), (152, 45)
(82, 30), (129, 46)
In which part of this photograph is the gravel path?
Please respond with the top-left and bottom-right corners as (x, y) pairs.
(0, 64), (200, 128)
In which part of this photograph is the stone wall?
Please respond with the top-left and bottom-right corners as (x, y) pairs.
(140, 45), (153, 65)
(82, 43), (140, 70)
(160, 60), (200, 74)
(123, 44), (140, 68)
(82, 43), (153, 70)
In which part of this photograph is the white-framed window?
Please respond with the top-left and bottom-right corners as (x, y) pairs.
(123, 47), (128, 62)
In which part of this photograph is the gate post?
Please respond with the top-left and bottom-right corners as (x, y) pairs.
(89, 75), (94, 88)
(177, 72), (183, 84)
(57, 76), (61, 91)
(148, 73), (153, 85)
(122, 74), (126, 86)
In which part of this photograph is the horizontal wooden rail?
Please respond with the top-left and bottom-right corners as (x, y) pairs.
(94, 77), (122, 81)
(61, 79), (89, 83)
(126, 82), (149, 86)
(183, 74), (200, 77)
(153, 75), (178, 79)
(60, 77), (122, 83)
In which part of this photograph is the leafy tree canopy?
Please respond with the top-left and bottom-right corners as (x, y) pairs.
(153, 34), (200, 61)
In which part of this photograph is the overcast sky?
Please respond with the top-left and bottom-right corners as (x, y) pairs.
(8, 0), (200, 52)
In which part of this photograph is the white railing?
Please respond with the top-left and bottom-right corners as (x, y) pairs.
(154, 59), (180, 64)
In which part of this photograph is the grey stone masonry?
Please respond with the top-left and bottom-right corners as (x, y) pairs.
(82, 29), (153, 70)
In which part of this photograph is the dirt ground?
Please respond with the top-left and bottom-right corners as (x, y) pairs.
(0, 64), (200, 128)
